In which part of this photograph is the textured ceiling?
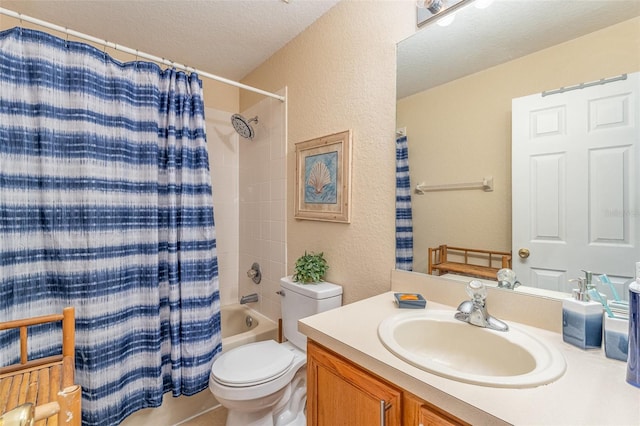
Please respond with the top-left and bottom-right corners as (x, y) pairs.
(398, 0), (640, 99)
(0, 0), (341, 81)
(3, 0), (638, 98)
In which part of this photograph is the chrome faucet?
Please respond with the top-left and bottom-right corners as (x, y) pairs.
(247, 262), (262, 284)
(240, 293), (259, 304)
(455, 280), (508, 332)
(497, 268), (521, 290)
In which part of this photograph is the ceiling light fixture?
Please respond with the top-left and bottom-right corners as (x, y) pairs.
(417, 0), (489, 28)
(416, 0), (444, 14)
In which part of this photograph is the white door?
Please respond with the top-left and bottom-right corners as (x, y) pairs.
(512, 73), (639, 297)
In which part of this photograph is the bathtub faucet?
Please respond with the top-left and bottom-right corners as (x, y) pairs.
(240, 293), (259, 304)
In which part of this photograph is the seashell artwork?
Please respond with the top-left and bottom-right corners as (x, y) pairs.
(295, 130), (350, 222)
(303, 151), (338, 205)
(308, 161), (332, 194)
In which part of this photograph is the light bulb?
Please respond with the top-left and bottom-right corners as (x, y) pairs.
(437, 12), (456, 26)
(474, 0), (494, 9)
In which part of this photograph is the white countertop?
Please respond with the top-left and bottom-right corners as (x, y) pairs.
(299, 291), (640, 425)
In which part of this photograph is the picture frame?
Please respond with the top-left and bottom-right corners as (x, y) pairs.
(294, 130), (352, 223)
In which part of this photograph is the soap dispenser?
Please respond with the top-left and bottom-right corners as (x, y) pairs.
(562, 277), (603, 349)
(627, 264), (640, 388)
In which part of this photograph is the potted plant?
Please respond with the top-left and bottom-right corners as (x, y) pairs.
(292, 251), (329, 284)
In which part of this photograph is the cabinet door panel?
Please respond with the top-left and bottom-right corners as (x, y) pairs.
(419, 405), (461, 426)
(315, 367), (387, 425)
(307, 340), (401, 426)
(404, 392), (469, 426)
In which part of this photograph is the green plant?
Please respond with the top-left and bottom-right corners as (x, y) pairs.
(292, 251), (329, 284)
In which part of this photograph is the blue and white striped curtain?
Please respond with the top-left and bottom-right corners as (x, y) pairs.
(395, 134), (413, 271)
(0, 27), (221, 425)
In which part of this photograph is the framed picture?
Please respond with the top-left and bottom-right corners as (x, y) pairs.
(294, 130), (352, 223)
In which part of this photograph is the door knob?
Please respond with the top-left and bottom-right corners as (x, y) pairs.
(518, 248), (530, 259)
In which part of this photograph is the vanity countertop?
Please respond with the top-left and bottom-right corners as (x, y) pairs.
(299, 291), (639, 425)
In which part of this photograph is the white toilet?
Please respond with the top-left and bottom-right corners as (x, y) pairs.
(209, 276), (343, 426)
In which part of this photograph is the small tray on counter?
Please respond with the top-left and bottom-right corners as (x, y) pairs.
(393, 292), (426, 309)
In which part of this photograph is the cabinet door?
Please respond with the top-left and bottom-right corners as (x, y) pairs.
(404, 392), (469, 426)
(419, 405), (461, 426)
(307, 340), (401, 426)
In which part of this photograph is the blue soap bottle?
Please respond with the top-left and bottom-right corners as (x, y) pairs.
(562, 277), (603, 349)
(627, 277), (640, 388)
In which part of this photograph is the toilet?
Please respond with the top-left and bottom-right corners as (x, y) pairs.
(209, 276), (343, 426)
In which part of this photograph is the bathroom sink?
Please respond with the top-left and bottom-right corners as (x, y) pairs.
(378, 310), (566, 388)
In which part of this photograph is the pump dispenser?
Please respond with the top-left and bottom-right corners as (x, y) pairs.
(562, 277), (603, 349)
(627, 265), (640, 387)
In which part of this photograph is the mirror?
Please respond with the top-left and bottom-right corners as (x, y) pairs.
(396, 0), (640, 299)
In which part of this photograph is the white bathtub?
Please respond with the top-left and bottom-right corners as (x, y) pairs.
(221, 304), (278, 351)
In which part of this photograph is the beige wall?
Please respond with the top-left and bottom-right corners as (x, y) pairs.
(240, 1), (416, 304)
(397, 17), (640, 273)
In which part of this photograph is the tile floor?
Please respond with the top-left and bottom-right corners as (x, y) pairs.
(179, 406), (228, 426)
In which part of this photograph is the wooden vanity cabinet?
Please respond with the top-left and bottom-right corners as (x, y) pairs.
(306, 340), (468, 426)
(306, 339), (402, 425)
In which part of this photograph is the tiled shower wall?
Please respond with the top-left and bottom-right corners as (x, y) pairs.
(205, 108), (240, 307)
(238, 91), (287, 321)
(205, 90), (286, 321)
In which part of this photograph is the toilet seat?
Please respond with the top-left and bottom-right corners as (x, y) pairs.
(211, 340), (295, 387)
(209, 341), (307, 402)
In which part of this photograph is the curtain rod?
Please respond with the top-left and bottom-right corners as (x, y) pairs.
(0, 7), (286, 102)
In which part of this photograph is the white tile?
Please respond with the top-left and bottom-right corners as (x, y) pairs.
(253, 220), (263, 240)
(269, 221), (282, 243)
(276, 261), (287, 280)
(269, 201), (279, 222)
(259, 239), (271, 260)
(260, 221), (271, 240)
(259, 202), (270, 222)
(241, 203), (252, 222)
(258, 181), (270, 202)
(256, 146), (270, 181)
(270, 125), (285, 160)
(270, 241), (284, 263)
(268, 160), (278, 181)
(230, 99), (286, 320)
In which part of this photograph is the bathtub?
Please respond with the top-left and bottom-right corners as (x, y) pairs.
(221, 304), (278, 352)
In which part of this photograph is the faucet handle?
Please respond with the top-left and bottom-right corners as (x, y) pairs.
(466, 280), (487, 302)
(247, 262), (261, 284)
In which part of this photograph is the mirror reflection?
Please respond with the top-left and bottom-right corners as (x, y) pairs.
(396, 0), (640, 300)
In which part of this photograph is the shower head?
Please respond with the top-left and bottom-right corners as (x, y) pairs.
(231, 114), (259, 140)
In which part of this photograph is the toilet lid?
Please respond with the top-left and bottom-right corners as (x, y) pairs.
(211, 340), (295, 387)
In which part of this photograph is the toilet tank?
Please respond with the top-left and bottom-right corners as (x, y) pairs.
(280, 276), (343, 350)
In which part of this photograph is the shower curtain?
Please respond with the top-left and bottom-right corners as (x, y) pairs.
(395, 134), (413, 271)
(0, 27), (221, 425)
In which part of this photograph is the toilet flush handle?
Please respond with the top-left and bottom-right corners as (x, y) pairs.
(276, 290), (285, 297)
